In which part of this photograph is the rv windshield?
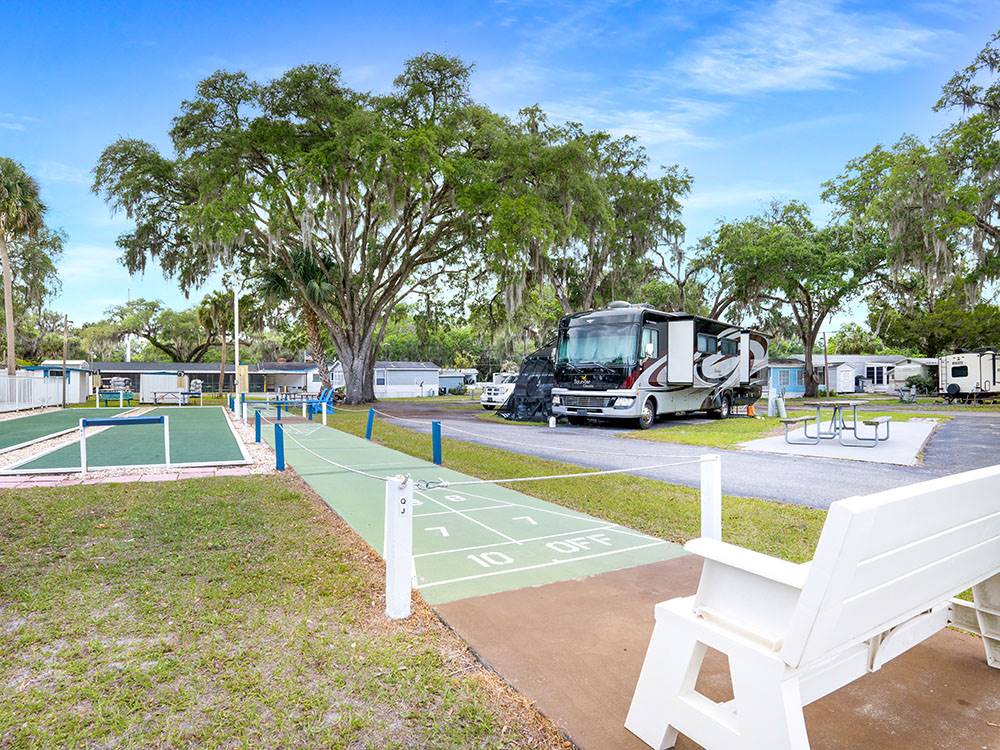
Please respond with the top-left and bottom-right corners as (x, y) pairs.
(557, 324), (638, 367)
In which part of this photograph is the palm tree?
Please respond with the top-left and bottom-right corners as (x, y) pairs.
(254, 250), (334, 389)
(0, 159), (45, 375)
(197, 291), (231, 393)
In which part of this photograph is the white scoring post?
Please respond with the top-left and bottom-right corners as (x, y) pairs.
(626, 464), (1000, 750)
(699, 454), (722, 541)
(321, 402), (328, 426)
(384, 474), (415, 619)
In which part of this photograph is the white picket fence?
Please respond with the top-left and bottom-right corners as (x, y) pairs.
(0, 374), (65, 413)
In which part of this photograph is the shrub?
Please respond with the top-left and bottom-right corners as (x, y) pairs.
(905, 373), (936, 394)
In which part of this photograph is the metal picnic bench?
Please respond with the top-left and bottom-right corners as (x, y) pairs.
(780, 399), (891, 448)
(97, 390), (137, 407)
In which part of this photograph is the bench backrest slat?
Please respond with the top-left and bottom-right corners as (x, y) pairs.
(781, 464), (1000, 668)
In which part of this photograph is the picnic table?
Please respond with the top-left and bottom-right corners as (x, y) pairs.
(781, 399), (891, 447)
(803, 399), (867, 438)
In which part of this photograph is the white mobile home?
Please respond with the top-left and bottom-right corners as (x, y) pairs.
(329, 360), (440, 398)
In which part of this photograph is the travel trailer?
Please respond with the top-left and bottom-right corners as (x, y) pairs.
(551, 302), (769, 429)
(939, 349), (999, 400)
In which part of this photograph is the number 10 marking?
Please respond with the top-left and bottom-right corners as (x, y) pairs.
(467, 551), (513, 568)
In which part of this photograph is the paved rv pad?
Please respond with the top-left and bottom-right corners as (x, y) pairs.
(741, 418), (939, 465)
(5, 406), (249, 472)
(261, 417), (684, 604)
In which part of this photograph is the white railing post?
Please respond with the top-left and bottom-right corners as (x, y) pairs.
(163, 416), (171, 466)
(699, 453), (722, 541)
(79, 419), (88, 475)
(384, 474), (414, 620)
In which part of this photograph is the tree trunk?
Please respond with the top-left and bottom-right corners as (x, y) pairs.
(336, 340), (374, 404)
(801, 335), (821, 397)
(0, 237), (16, 375)
(301, 306), (331, 389)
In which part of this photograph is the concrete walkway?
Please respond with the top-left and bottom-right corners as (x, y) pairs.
(438, 556), (1000, 750)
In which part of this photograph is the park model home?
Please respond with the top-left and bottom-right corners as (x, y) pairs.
(329, 361), (441, 398)
(767, 355), (938, 396)
(551, 302), (769, 428)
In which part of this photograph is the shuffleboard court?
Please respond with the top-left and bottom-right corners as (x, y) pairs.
(261, 417), (685, 604)
(0, 407), (137, 454)
(7, 406), (250, 472)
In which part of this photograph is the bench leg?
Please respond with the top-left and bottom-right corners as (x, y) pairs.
(626, 616), (704, 749)
(973, 574), (1000, 668)
(784, 421), (820, 445)
(627, 603), (812, 750)
(730, 655), (810, 750)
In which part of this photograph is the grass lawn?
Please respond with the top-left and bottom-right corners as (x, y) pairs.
(474, 410), (546, 426)
(620, 409), (951, 449)
(380, 395), (478, 405)
(0, 476), (564, 748)
(326, 410), (826, 562)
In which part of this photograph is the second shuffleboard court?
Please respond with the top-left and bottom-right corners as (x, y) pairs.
(264, 419), (685, 604)
(0, 407), (136, 454)
(7, 406), (249, 472)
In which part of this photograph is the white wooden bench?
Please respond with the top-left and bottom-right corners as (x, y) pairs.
(625, 464), (1000, 750)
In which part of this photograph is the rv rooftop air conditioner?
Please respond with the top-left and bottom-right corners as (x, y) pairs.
(605, 301), (652, 310)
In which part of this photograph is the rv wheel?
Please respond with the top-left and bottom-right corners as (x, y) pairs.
(636, 399), (655, 430)
(710, 393), (732, 419)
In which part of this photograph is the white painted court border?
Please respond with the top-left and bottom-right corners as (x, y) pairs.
(0, 405), (254, 475)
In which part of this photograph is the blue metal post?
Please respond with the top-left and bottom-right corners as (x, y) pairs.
(254, 410), (261, 443)
(276, 404), (281, 421)
(432, 421), (442, 465)
(365, 407), (375, 440)
(275, 423), (285, 471)
(228, 394), (234, 412)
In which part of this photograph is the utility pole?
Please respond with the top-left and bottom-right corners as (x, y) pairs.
(822, 332), (830, 395)
(62, 313), (68, 408)
(125, 287), (132, 362)
(229, 271), (244, 395)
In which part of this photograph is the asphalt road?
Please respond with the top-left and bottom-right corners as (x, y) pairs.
(371, 403), (1000, 509)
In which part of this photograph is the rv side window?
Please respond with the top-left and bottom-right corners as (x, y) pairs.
(951, 365), (969, 378)
(641, 328), (659, 359)
(696, 334), (717, 354)
(719, 338), (738, 356)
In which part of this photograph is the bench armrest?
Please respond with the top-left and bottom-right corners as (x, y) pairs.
(685, 538), (811, 589)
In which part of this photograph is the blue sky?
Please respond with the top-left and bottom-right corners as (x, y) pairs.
(1, 0), (997, 329)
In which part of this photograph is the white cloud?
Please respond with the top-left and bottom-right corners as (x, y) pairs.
(685, 183), (796, 211)
(35, 161), (90, 185)
(544, 97), (727, 149)
(58, 244), (128, 281)
(0, 112), (37, 131)
(677, 0), (937, 95)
